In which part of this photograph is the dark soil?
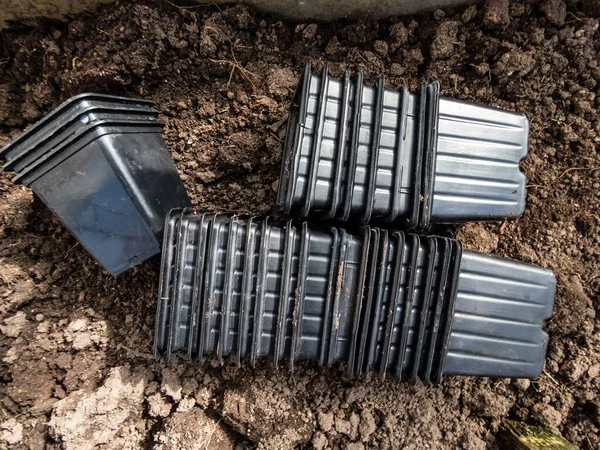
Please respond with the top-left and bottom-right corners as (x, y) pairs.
(1, 0), (599, 448)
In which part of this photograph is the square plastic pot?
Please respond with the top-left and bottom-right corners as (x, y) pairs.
(2, 107), (191, 275)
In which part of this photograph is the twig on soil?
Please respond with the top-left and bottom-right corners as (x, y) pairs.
(0, 272), (13, 288)
(555, 166), (600, 182)
(543, 369), (560, 386)
(357, 53), (369, 65)
(203, 26), (221, 37)
(116, 343), (153, 359)
(270, 114), (289, 133)
(269, 132), (284, 143)
(528, 164), (600, 195)
(565, 11), (586, 24)
(65, 242), (80, 257)
(229, 47), (258, 89)
(165, 0), (205, 10)
(15, 232), (44, 243)
(498, 220), (508, 235)
(469, 63), (492, 82)
(208, 48), (259, 91)
(205, 418), (222, 450)
(585, 436), (593, 449)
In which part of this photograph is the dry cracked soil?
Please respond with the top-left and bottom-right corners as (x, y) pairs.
(0, 0), (599, 448)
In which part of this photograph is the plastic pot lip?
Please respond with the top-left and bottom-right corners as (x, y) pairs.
(0, 93), (154, 159)
(3, 109), (161, 171)
(1, 102), (157, 164)
(14, 119), (165, 186)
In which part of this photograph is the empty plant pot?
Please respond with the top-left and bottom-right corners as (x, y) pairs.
(154, 210), (556, 384)
(0, 94), (191, 275)
(276, 64), (529, 229)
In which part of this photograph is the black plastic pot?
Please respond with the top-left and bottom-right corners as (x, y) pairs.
(155, 210), (556, 383)
(275, 64), (529, 229)
(0, 94), (191, 275)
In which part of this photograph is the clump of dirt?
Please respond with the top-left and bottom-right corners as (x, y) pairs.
(1, 0), (599, 448)
(48, 366), (148, 450)
(154, 408), (235, 450)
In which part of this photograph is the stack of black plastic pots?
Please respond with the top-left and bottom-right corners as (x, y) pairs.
(152, 65), (557, 384)
(0, 94), (191, 275)
(276, 63), (529, 228)
(155, 210), (555, 382)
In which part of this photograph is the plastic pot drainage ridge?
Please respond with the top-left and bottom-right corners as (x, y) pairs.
(276, 63), (529, 229)
(0, 93), (191, 275)
(155, 210), (556, 383)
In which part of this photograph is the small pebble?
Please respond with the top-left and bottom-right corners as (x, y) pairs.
(588, 364), (600, 379)
(513, 378), (531, 390)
